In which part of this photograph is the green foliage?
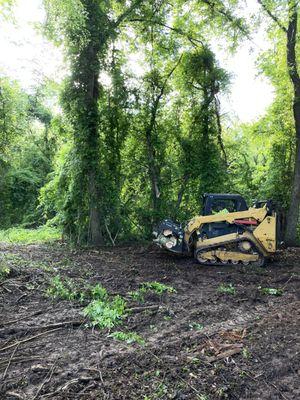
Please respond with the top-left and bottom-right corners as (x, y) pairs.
(0, 77), (58, 228)
(217, 283), (236, 295)
(259, 287), (283, 296)
(47, 275), (78, 300)
(142, 281), (176, 294)
(2, 0), (299, 245)
(89, 283), (108, 300)
(128, 287), (148, 303)
(189, 322), (204, 331)
(0, 77), (28, 154)
(83, 295), (127, 329)
(0, 226), (61, 244)
(0, 0), (15, 19)
(109, 331), (145, 345)
(0, 263), (10, 280)
(129, 281), (176, 302)
(242, 347), (251, 359)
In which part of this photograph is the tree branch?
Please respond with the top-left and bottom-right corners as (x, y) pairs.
(201, 0), (249, 36)
(129, 18), (205, 46)
(287, 0), (300, 85)
(114, 0), (145, 28)
(257, 0), (288, 33)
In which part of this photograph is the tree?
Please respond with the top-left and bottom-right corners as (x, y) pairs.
(258, 0), (300, 244)
(43, 0), (145, 245)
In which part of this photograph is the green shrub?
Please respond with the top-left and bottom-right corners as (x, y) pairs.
(89, 284), (108, 300)
(46, 275), (78, 300)
(83, 296), (127, 329)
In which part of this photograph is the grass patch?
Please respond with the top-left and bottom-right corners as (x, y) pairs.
(0, 226), (61, 244)
(217, 283), (236, 295)
(109, 331), (145, 345)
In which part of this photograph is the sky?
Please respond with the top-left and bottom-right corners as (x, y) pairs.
(0, 0), (274, 123)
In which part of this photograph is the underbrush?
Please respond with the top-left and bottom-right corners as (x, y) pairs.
(0, 226), (61, 244)
(129, 281), (176, 302)
(109, 331), (145, 345)
(46, 276), (176, 343)
(83, 296), (127, 329)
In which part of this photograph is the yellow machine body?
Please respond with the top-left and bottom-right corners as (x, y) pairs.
(154, 195), (278, 266)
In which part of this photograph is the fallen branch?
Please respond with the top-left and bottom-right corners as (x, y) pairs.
(0, 356), (43, 368)
(2, 344), (19, 378)
(128, 305), (159, 313)
(0, 328), (62, 353)
(206, 346), (243, 363)
(33, 357), (58, 400)
(0, 311), (43, 327)
(1, 320), (85, 336)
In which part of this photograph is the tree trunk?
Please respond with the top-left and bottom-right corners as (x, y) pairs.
(284, 1), (300, 245)
(214, 96), (228, 165)
(285, 84), (300, 245)
(70, 0), (104, 246)
(145, 125), (160, 211)
(84, 46), (103, 246)
(88, 170), (103, 245)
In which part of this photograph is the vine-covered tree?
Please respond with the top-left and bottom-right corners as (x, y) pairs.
(258, 0), (300, 245)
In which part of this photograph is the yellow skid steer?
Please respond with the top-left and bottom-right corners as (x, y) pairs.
(153, 193), (278, 266)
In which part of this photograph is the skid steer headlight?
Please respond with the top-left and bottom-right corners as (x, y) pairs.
(165, 237), (177, 248)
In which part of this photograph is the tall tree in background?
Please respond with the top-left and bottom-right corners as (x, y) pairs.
(258, 0), (300, 245)
(44, 0), (144, 245)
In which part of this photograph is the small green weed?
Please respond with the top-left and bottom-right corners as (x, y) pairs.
(128, 281), (176, 303)
(46, 275), (78, 300)
(242, 347), (251, 359)
(109, 331), (145, 345)
(0, 264), (10, 280)
(198, 395), (209, 400)
(0, 226), (61, 244)
(189, 322), (204, 331)
(83, 296), (127, 329)
(89, 284), (108, 300)
(47, 277), (110, 303)
(142, 281), (176, 294)
(218, 283), (236, 295)
(128, 287), (147, 302)
(259, 287), (283, 296)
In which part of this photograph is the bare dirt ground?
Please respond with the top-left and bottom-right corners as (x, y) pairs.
(0, 243), (299, 400)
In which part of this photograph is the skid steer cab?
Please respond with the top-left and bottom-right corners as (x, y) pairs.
(153, 193), (278, 266)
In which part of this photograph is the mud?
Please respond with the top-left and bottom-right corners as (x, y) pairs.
(0, 244), (299, 399)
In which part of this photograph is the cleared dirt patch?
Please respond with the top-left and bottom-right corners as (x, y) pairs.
(0, 244), (299, 399)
